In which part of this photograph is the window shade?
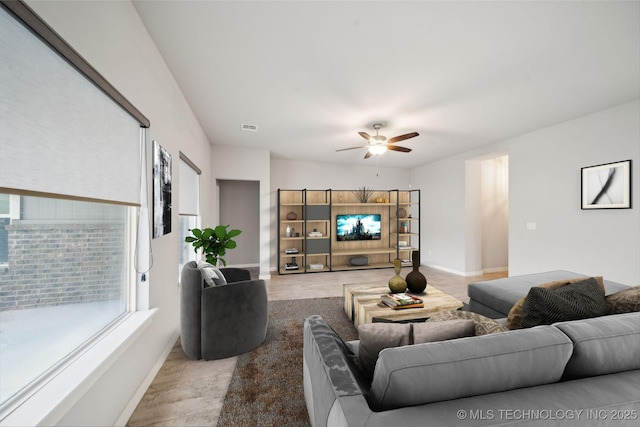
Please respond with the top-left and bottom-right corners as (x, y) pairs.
(179, 157), (200, 216)
(0, 7), (141, 205)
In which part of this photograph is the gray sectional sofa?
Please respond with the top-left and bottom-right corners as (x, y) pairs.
(303, 272), (639, 426)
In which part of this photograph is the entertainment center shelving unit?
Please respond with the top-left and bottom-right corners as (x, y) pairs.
(277, 189), (420, 274)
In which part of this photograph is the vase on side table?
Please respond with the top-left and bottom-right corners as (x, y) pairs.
(406, 251), (427, 294)
(388, 259), (407, 293)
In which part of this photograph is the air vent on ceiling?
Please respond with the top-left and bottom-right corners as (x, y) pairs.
(241, 123), (258, 132)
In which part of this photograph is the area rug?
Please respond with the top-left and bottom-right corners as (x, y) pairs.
(217, 297), (358, 427)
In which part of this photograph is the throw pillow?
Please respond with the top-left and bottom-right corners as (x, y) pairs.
(427, 310), (508, 335)
(196, 261), (227, 286)
(605, 285), (640, 314)
(357, 320), (477, 378)
(358, 323), (411, 376)
(506, 276), (604, 330)
(412, 319), (475, 344)
(520, 277), (608, 328)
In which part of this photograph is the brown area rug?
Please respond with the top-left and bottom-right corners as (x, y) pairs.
(217, 297), (357, 427)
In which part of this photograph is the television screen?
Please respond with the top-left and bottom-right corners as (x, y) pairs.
(336, 214), (381, 241)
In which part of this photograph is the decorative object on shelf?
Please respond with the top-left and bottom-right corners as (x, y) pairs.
(286, 211), (298, 220)
(581, 159), (632, 209)
(309, 263), (324, 270)
(375, 197), (383, 203)
(396, 207), (407, 218)
(185, 225), (241, 267)
(401, 222), (409, 233)
(352, 186), (374, 203)
(388, 258), (407, 293)
(406, 251), (427, 294)
(286, 225), (291, 237)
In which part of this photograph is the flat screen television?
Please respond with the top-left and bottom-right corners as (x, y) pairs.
(336, 214), (381, 241)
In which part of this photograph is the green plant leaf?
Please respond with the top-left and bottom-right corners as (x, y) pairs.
(227, 229), (242, 238)
(191, 228), (202, 238)
(224, 240), (237, 249)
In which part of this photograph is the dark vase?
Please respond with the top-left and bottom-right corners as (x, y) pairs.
(406, 251), (427, 294)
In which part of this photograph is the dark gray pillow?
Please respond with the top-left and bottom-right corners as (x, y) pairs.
(521, 278), (608, 328)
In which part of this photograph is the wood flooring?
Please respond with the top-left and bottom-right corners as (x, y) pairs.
(126, 266), (506, 426)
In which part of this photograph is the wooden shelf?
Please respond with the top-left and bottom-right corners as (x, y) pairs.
(277, 189), (420, 274)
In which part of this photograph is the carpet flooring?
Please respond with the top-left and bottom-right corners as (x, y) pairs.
(216, 297), (358, 427)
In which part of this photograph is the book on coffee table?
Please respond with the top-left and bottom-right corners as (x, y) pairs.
(381, 293), (424, 309)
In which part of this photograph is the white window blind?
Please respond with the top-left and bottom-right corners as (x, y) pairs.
(0, 7), (141, 205)
(179, 155), (200, 216)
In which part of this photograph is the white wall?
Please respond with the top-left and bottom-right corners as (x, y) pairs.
(25, 1), (213, 425)
(508, 101), (640, 284)
(413, 100), (639, 284)
(270, 158), (412, 271)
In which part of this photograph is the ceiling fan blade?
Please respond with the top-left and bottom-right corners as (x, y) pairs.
(387, 145), (412, 153)
(364, 151), (373, 159)
(388, 132), (419, 144)
(336, 145), (368, 152)
(358, 131), (373, 142)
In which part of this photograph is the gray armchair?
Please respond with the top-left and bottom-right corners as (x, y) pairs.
(180, 261), (268, 360)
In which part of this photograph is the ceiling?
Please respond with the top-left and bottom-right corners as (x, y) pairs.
(132, 1), (640, 169)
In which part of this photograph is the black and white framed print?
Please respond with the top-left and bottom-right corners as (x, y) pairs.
(153, 140), (172, 237)
(581, 159), (631, 210)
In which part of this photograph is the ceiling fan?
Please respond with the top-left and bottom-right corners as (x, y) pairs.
(336, 123), (419, 159)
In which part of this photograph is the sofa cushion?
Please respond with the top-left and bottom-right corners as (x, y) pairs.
(506, 276), (604, 329)
(427, 310), (508, 335)
(605, 285), (640, 314)
(368, 326), (573, 411)
(554, 311), (640, 379)
(357, 320), (475, 378)
(520, 278), (608, 328)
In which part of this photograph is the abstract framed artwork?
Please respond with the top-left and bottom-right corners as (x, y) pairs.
(581, 159), (632, 210)
(153, 140), (172, 237)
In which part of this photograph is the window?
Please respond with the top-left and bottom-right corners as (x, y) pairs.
(178, 154), (201, 277)
(0, 194), (130, 406)
(0, 2), (149, 419)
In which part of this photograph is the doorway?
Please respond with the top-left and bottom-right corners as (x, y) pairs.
(218, 180), (260, 268)
(465, 154), (509, 274)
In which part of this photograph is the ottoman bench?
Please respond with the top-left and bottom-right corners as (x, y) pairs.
(468, 270), (630, 318)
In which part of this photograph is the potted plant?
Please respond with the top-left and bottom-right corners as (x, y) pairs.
(185, 225), (242, 266)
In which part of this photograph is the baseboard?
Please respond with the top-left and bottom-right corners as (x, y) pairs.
(114, 329), (180, 426)
(425, 263), (467, 276)
(425, 263), (508, 277)
(482, 266), (509, 274)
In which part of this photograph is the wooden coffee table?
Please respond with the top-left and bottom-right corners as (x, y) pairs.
(343, 282), (464, 327)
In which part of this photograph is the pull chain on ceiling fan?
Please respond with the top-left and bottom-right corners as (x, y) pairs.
(336, 123), (419, 159)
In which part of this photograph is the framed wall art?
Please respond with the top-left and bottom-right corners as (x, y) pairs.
(581, 159), (631, 210)
(153, 140), (172, 237)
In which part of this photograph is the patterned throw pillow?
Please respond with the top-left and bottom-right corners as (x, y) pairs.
(427, 310), (508, 335)
(196, 261), (227, 286)
(506, 277), (604, 330)
(605, 285), (640, 314)
(520, 278), (608, 328)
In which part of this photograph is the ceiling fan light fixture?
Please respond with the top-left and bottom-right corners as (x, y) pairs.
(368, 144), (387, 155)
